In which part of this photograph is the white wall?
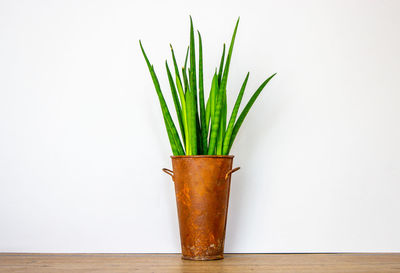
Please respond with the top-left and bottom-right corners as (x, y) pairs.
(1, 0), (400, 253)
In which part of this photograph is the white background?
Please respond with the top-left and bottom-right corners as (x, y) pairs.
(1, 0), (400, 253)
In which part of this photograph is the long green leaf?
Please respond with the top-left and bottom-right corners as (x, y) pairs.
(184, 46), (189, 69)
(189, 17), (197, 95)
(176, 75), (189, 153)
(228, 73), (277, 153)
(196, 115), (202, 154)
(166, 61), (185, 147)
(139, 41), (184, 155)
(189, 17), (201, 154)
(212, 18), (240, 155)
(211, 72), (218, 121)
(205, 91), (211, 135)
(182, 47), (189, 94)
(216, 90), (227, 154)
(217, 44), (226, 85)
(220, 18), (240, 95)
(207, 73), (224, 155)
(197, 31), (207, 152)
(186, 77), (197, 155)
(170, 44), (182, 88)
(182, 67), (189, 94)
(205, 72), (218, 146)
(223, 72), (249, 155)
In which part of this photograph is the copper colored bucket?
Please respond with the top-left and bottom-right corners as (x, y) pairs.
(163, 155), (240, 261)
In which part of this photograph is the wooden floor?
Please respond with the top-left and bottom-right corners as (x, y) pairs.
(0, 253), (399, 272)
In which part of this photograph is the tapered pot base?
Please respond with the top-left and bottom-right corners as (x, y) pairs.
(182, 254), (224, 261)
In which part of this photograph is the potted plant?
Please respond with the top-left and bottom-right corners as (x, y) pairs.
(140, 17), (276, 261)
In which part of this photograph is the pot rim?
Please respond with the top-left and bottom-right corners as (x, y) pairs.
(171, 155), (234, 159)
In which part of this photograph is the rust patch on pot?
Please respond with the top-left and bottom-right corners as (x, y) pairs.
(164, 155), (239, 261)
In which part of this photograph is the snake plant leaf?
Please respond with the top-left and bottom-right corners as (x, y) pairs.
(182, 67), (189, 94)
(217, 44), (226, 86)
(139, 41), (184, 155)
(210, 70), (218, 140)
(197, 31), (207, 152)
(166, 61), (185, 147)
(176, 74), (189, 153)
(196, 116), (202, 154)
(207, 73), (224, 155)
(228, 73), (277, 153)
(222, 72), (249, 155)
(211, 69), (218, 125)
(205, 92), (211, 136)
(186, 72), (197, 155)
(182, 47), (190, 94)
(189, 17), (197, 96)
(216, 89), (227, 155)
(184, 46), (189, 70)
(170, 44), (182, 88)
(205, 72), (218, 146)
(189, 17), (201, 154)
(220, 18), (240, 94)
(214, 17), (240, 155)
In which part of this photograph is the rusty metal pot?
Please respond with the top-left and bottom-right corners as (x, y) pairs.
(162, 155), (240, 261)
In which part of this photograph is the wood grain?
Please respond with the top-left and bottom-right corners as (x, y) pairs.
(0, 253), (399, 273)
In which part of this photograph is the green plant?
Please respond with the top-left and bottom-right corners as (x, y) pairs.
(140, 17), (276, 155)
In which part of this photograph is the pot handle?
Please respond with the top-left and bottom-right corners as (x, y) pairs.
(225, 167), (241, 181)
(162, 168), (174, 181)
